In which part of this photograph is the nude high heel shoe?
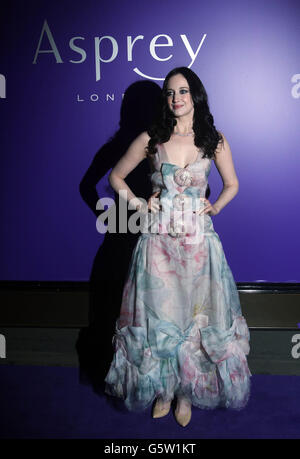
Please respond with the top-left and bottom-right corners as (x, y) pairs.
(152, 397), (172, 418)
(174, 398), (192, 427)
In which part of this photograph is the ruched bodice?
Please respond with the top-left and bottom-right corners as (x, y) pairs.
(144, 144), (214, 242)
(148, 143), (211, 196)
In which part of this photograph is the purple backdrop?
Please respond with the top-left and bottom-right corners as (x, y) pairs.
(1, 0), (299, 282)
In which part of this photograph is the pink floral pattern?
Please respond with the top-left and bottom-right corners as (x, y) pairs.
(105, 144), (251, 411)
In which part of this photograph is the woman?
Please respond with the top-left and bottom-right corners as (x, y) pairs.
(104, 67), (251, 427)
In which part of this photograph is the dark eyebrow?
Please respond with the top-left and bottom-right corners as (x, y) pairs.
(166, 86), (189, 91)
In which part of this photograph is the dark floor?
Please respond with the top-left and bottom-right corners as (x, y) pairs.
(0, 327), (299, 439)
(0, 364), (299, 439)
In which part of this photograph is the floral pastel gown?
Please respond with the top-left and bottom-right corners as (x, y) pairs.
(104, 144), (251, 411)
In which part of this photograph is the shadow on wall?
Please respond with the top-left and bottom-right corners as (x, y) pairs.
(75, 80), (162, 398)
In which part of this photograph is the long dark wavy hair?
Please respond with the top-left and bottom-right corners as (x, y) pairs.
(146, 67), (223, 159)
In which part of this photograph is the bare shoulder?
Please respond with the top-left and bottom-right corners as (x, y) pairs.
(215, 131), (230, 154)
(129, 131), (150, 159)
(110, 131), (150, 179)
(136, 131), (150, 147)
(138, 131), (150, 143)
(213, 131), (233, 162)
(213, 131), (238, 186)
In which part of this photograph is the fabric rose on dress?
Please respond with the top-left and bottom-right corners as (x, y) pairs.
(174, 168), (193, 187)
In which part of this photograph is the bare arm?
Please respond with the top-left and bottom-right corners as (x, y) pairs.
(109, 131), (149, 210)
(210, 132), (239, 214)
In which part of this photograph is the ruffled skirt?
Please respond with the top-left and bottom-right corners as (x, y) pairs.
(104, 217), (251, 411)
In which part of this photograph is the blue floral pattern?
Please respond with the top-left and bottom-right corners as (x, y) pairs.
(104, 145), (251, 411)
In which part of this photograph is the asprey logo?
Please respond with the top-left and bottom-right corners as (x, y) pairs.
(32, 20), (207, 81)
(0, 334), (6, 358)
(0, 74), (6, 98)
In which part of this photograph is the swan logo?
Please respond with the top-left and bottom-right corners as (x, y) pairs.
(33, 20), (207, 82)
(0, 74), (6, 98)
(0, 334), (6, 358)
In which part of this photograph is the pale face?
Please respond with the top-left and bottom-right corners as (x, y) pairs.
(166, 74), (194, 118)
